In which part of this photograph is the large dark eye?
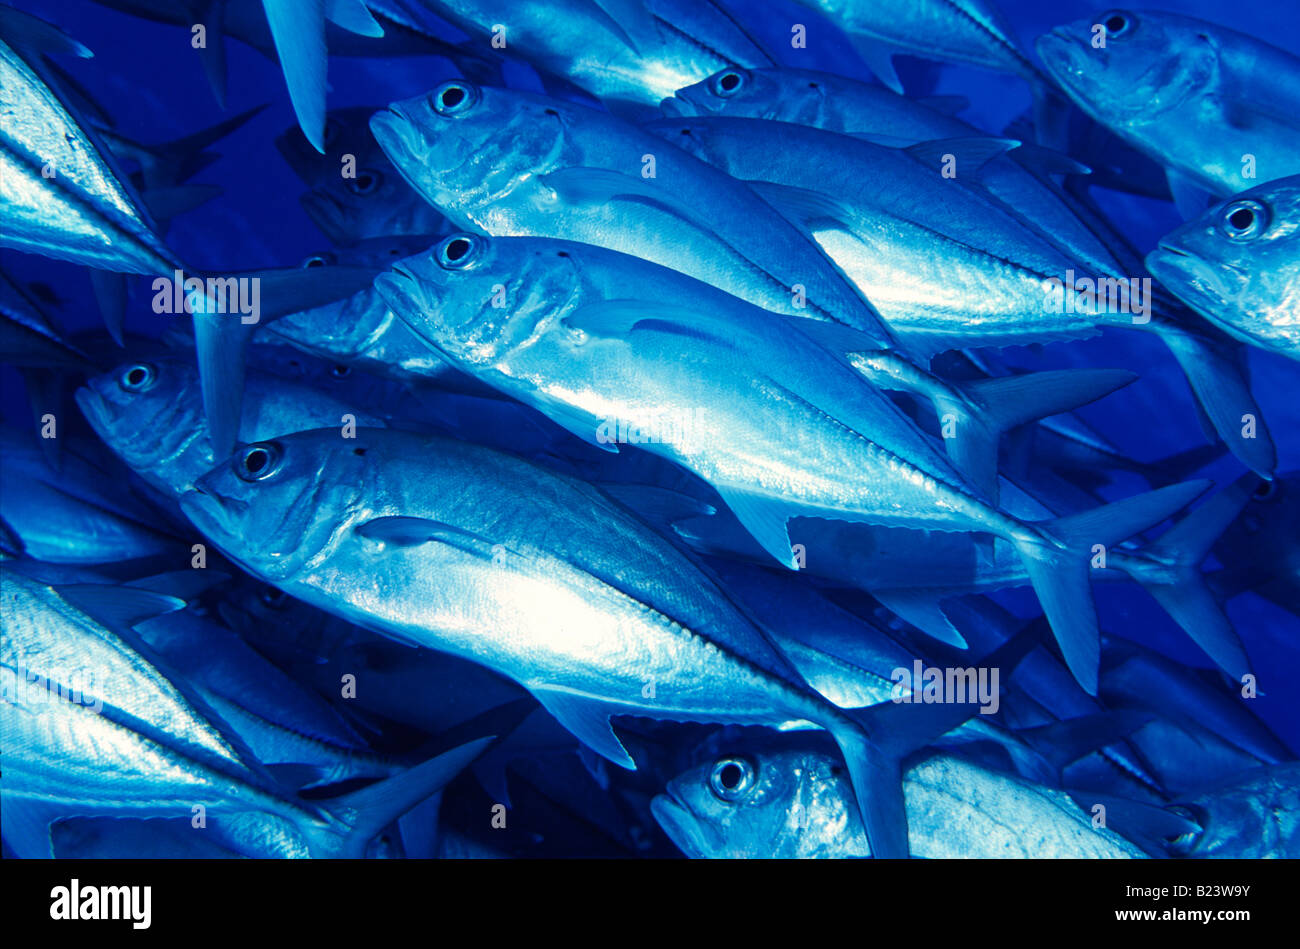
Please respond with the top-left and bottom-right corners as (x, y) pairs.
(119, 363), (157, 392)
(259, 586), (289, 609)
(345, 169), (383, 195)
(300, 253), (332, 268)
(709, 756), (756, 801)
(330, 363), (352, 378)
(236, 442), (284, 482)
(709, 69), (747, 98)
(1220, 199), (1268, 240)
(430, 80), (478, 116)
(437, 233), (480, 269)
(1101, 10), (1134, 37)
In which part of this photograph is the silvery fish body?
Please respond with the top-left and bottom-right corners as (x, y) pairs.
(653, 734), (1145, 858)
(663, 68), (1131, 279)
(369, 82), (895, 346)
(378, 235), (1034, 551)
(132, 608), (399, 789)
(252, 235), (466, 386)
(1172, 763), (1300, 858)
(260, 281), (458, 384)
(1038, 10), (1300, 199)
(1147, 176), (1300, 362)
(646, 114), (1157, 354)
(789, 0), (1042, 90)
(179, 426), (915, 856)
(0, 33), (178, 274)
(0, 567), (331, 857)
(666, 66), (977, 140)
(379, 233), (1223, 696)
(0, 426), (181, 563)
(644, 113), (1276, 477)
(76, 355), (387, 496)
(409, 0), (772, 107)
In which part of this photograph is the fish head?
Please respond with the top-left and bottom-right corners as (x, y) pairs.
(369, 81), (571, 220)
(76, 356), (206, 474)
(182, 430), (374, 582)
(278, 107), (445, 245)
(1146, 177), (1300, 339)
(269, 238), (441, 359)
(277, 107), (385, 189)
(1170, 764), (1300, 857)
(1037, 11), (1219, 126)
(652, 736), (850, 858)
(376, 232), (580, 369)
(664, 67), (782, 119)
(643, 117), (732, 170)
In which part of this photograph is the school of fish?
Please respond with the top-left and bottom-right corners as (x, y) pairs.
(0, 0), (1297, 859)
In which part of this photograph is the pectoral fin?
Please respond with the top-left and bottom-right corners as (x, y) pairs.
(715, 486), (798, 569)
(531, 689), (636, 769)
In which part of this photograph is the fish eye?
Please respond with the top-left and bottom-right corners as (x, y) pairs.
(119, 363), (157, 392)
(431, 80), (479, 116)
(1253, 479), (1279, 502)
(1220, 200), (1268, 240)
(330, 363), (352, 378)
(235, 442), (284, 482)
(259, 587), (289, 609)
(345, 169), (384, 195)
(709, 69), (747, 98)
(1101, 10), (1134, 37)
(300, 253), (332, 268)
(437, 233), (480, 269)
(709, 756), (756, 801)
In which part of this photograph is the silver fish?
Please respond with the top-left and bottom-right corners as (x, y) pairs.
(367, 81), (897, 348)
(1037, 9), (1300, 213)
(653, 733), (1146, 858)
(1147, 175), (1300, 362)
(1171, 763), (1300, 858)
(378, 232), (1207, 694)
(644, 113), (1277, 478)
(405, 0), (772, 108)
(275, 108), (449, 245)
(0, 425), (182, 564)
(0, 13), (179, 275)
(179, 426), (918, 858)
(0, 567), (489, 857)
(76, 354), (387, 497)
(786, 0), (1050, 98)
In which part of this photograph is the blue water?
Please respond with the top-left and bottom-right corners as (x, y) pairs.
(2, 0), (1297, 857)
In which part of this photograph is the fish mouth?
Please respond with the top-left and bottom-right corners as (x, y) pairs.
(73, 385), (113, 438)
(178, 485), (239, 541)
(374, 268), (436, 330)
(650, 794), (709, 858)
(651, 784), (728, 858)
(659, 95), (693, 118)
(369, 109), (411, 164)
(1035, 31), (1092, 86)
(1147, 244), (1226, 310)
